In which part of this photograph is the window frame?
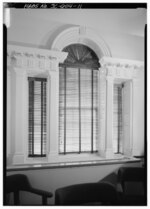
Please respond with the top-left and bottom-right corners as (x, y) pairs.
(25, 73), (51, 164)
(28, 77), (47, 158)
(58, 44), (100, 155)
(113, 83), (123, 154)
(59, 66), (99, 155)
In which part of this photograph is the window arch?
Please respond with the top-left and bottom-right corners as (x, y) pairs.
(51, 26), (111, 58)
(62, 44), (100, 68)
(59, 44), (99, 154)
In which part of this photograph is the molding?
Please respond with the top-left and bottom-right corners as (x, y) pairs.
(7, 157), (141, 172)
(7, 45), (68, 71)
(100, 56), (144, 79)
(51, 26), (111, 58)
(100, 56), (144, 68)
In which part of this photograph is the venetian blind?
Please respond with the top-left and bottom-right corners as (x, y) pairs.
(28, 77), (47, 157)
(59, 44), (100, 154)
(113, 83), (123, 153)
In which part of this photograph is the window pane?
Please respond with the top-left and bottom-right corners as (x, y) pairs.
(113, 84), (123, 153)
(80, 69), (92, 152)
(59, 44), (99, 154)
(59, 67), (98, 154)
(66, 68), (79, 152)
(28, 78), (47, 157)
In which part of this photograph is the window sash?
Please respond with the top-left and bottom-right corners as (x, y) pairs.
(28, 77), (47, 157)
(59, 67), (98, 154)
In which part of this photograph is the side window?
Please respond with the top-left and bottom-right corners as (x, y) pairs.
(28, 77), (47, 157)
(113, 83), (123, 154)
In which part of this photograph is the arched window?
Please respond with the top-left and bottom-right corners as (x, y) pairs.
(59, 44), (100, 154)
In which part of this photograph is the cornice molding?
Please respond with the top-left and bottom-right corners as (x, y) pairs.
(100, 56), (144, 69)
(7, 45), (68, 71)
(100, 56), (144, 78)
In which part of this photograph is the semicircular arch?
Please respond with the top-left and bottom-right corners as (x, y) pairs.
(51, 26), (112, 60)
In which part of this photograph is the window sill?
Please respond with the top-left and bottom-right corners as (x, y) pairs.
(7, 156), (141, 172)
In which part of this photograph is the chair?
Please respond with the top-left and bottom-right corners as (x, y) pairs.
(5, 174), (53, 205)
(118, 167), (146, 205)
(55, 182), (120, 205)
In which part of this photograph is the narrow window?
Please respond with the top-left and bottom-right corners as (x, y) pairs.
(113, 83), (123, 153)
(28, 77), (47, 157)
(59, 44), (100, 154)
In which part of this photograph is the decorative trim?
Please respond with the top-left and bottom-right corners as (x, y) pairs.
(7, 45), (68, 71)
(100, 56), (144, 79)
(51, 26), (111, 58)
(100, 56), (144, 68)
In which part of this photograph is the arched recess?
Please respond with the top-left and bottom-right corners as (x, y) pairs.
(51, 26), (111, 59)
(51, 26), (115, 158)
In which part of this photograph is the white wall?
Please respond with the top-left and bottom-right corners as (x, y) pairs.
(7, 8), (145, 61)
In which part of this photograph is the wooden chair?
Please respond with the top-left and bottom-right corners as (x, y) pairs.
(5, 174), (53, 205)
(55, 182), (120, 205)
(118, 167), (146, 205)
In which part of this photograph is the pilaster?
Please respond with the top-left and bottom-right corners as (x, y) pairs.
(98, 67), (107, 157)
(11, 67), (27, 164)
(105, 76), (114, 158)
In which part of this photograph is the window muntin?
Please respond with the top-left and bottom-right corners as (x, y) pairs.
(59, 44), (99, 154)
(28, 77), (47, 157)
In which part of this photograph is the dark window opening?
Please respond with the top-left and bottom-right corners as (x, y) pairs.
(28, 77), (47, 157)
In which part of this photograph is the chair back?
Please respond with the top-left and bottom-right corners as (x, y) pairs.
(118, 167), (146, 205)
(6, 174), (32, 193)
(6, 174), (32, 205)
(55, 182), (119, 205)
(118, 167), (145, 190)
